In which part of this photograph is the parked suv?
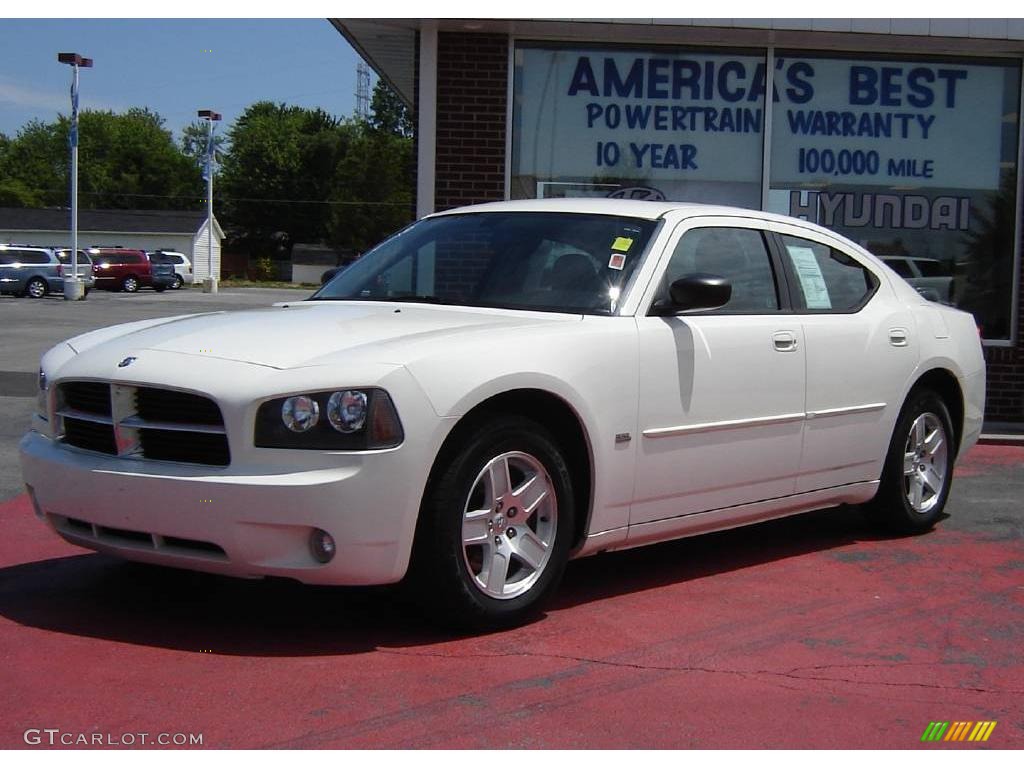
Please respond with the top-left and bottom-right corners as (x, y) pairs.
(0, 244), (93, 298)
(149, 250), (193, 290)
(54, 249), (97, 293)
(90, 248), (167, 293)
(147, 250), (192, 289)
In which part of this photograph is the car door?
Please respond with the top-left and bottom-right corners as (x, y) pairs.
(769, 225), (919, 492)
(630, 218), (806, 527)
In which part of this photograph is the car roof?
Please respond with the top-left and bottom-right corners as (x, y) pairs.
(429, 198), (863, 245)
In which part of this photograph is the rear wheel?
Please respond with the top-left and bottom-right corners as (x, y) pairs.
(172, 274), (184, 289)
(408, 415), (574, 629)
(121, 276), (139, 293)
(865, 389), (955, 534)
(26, 277), (47, 299)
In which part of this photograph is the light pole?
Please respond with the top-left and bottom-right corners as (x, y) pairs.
(198, 109), (221, 294)
(58, 52), (92, 301)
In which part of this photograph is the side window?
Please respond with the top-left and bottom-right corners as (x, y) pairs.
(781, 235), (877, 312)
(171, 255), (185, 265)
(663, 227), (780, 312)
(12, 250), (50, 265)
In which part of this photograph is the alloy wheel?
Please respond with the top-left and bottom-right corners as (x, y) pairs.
(461, 450), (557, 600)
(903, 412), (948, 514)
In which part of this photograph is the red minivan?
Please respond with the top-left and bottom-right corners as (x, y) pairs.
(90, 248), (158, 293)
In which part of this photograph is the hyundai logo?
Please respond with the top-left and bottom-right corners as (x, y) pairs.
(117, 356), (137, 368)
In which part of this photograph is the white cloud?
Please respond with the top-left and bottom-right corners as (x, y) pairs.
(0, 78), (66, 112)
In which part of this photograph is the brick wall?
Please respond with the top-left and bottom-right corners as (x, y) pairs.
(434, 32), (508, 210)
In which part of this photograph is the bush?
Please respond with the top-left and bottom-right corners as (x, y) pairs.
(252, 256), (275, 281)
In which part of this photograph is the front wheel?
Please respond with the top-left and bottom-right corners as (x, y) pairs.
(865, 389), (955, 534)
(26, 277), (47, 299)
(409, 415), (575, 629)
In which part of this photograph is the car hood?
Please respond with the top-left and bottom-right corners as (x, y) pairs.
(71, 301), (581, 370)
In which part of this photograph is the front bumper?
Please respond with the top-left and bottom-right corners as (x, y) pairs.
(19, 425), (430, 586)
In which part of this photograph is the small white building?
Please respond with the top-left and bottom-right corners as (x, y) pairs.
(0, 207), (224, 281)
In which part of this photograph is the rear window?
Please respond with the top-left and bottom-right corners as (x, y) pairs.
(883, 258), (913, 278)
(56, 250), (91, 265)
(913, 260), (948, 278)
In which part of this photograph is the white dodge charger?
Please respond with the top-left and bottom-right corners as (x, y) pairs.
(20, 199), (985, 628)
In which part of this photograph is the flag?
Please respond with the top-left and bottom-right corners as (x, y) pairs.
(69, 77), (79, 148)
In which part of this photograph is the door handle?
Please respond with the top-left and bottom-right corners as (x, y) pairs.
(772, 331), (798, 352)
(889, 328), (909, 347)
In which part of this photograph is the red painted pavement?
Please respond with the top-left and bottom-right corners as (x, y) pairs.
(1, 446), (1021, 749)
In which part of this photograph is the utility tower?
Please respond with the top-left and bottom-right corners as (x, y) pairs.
(355, 59), (371, 120)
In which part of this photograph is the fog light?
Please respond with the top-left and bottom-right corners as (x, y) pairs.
(310, 528), (336, 563)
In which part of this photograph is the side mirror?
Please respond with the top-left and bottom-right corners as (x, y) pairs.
(654, 273), (732, 314)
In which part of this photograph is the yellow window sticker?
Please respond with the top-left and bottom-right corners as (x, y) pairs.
(611, 236), (633, 252)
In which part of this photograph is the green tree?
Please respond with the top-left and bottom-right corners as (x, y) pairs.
(369, 80), (413, 137)
(0, 109), (201, 209)
(180, 119), (227, 162)
(217, 102), (351, 251)
(326, 124), (413, 252)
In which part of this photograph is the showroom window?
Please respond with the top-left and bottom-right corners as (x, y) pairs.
(511, 43), (1021, 342)
(767, 53), (1021, 342)
(511, 44), (768, 208)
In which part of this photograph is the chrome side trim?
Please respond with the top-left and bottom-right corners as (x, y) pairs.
(643, 402), (888, 438)
(806, 402), (886, 420)
(642, 412), (806, 439)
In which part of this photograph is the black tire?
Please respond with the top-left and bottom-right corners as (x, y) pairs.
(121, 276), (139, 293)
(408, 415), (575, 630)
(26, 277), (47, 299)
(172, 275), (184, 289)
(865, 388), (955, 534)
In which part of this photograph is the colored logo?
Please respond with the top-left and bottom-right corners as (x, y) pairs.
(921, 721), (996, 742)
(117, 356), (137, 368)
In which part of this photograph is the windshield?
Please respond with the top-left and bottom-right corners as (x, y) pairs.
(310, 212), (659, 315)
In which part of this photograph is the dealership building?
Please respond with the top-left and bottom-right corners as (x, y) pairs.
(335, 18), (1024, 423)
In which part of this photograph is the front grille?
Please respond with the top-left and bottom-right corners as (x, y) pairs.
(139, 428), (230, 466)
(57, 381), (230, 466)
(136, 386), (223, 425)
(63, 416), (117, 455)
(62, 381), (112, 416)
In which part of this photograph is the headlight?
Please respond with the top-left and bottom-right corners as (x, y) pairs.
(255, 388), (403, 450)
(327, 390), (366, 433)
(282, 395), (319, 433)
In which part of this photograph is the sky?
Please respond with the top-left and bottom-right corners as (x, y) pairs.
(0, 18), (365, 141)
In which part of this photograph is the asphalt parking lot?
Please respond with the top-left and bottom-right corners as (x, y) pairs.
(0, 288), (1021, 748)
